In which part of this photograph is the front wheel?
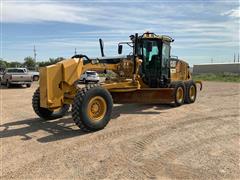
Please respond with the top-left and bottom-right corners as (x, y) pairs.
(32, 88), (70, 120)
(72, 84), (113, 131)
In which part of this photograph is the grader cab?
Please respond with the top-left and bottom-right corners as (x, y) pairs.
(32, 32), (202, 131)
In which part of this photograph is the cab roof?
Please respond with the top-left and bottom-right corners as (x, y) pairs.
(140, 32), (174, 43)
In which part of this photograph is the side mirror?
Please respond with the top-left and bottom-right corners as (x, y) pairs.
(118, 44), (123, 54)
(146, 42), (152, 51)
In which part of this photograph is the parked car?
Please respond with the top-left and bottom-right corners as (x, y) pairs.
(0, 67), (5, 81)
(0, 72), (3, 82)
(0, 68), (33, 88)
(28, 71), (39, 81)
(80, 71), (100, 84)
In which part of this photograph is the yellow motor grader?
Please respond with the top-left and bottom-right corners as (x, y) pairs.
(32, 32), (202, 131)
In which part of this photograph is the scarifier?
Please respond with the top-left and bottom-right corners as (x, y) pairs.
(32, 32), (202, 131)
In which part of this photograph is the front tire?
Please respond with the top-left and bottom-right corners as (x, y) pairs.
(72, 84), (113, 131)
(27, 84), (31, 88)
(32, 88), (70, 120)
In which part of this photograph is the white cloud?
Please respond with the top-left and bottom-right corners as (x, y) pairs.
(221, 7), (240, 18)
(2, 0), (239, 62)
(2, 1), (91, 23)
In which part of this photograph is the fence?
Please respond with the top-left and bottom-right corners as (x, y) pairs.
(193, 63), (240, 75)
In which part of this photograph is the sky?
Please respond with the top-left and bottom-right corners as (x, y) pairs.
(0, 0), (239, 65)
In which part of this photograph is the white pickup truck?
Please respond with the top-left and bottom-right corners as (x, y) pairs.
(0, 68), (33, 88)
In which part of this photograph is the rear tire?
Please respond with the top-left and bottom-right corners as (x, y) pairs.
(170, 81), (185, 107)
(72, 84), (113, 131)
(32, 88), (70, 120)
(185, 80), (197, 104)
(27, 84), (31, 88)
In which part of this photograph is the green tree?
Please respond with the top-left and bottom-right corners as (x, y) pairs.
(23, 56), (36, 70)
(38, 57), (65, 67)
(0, 59), (9, 68)
(9, 61), (22, 68)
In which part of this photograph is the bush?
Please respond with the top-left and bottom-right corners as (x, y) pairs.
(193, 73), (240, 83)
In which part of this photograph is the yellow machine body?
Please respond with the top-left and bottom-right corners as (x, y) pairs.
(39, 32), (201, 110)
(39, 57), (193, 109)
(171, 59), (193, 81)
(34, 32), (202, 132)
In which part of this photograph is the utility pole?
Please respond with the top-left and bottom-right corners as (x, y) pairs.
(211, 58), (213, 63)
(234, 53), (235, 63)
(238, 53), (239, 63)
(74, 48), (77, 55)
(33, 45), (37, 62)
(33, 45), (37, 70)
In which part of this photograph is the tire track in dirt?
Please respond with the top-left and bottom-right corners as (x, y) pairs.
(124, 114), (239, 179)
(81, 113), (239, 179)
(134, 133), (239, 179)
(84, 114), (237, 179)
(1, 119), (166, 178)
(3, 111), (239, 179)
(131, 113), (238, 158)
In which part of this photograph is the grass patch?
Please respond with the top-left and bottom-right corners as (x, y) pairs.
(98, 73), (106, 77)
(193, 73), (240, 83)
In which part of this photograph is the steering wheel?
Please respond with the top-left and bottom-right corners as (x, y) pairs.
(72, 54), (90, 61)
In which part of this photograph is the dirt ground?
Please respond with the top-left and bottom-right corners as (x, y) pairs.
(0, 81), (239, 179)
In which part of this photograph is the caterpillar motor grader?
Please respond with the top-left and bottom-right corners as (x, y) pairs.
(32, 32), (202, 131)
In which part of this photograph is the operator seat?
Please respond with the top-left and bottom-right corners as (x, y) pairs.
(146, 55), (159, 88)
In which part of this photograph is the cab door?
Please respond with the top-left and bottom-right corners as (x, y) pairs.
(141, 40), (161, 87)
(161, 43), (171, 83)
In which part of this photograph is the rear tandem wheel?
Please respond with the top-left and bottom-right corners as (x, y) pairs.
(184, 80), (197, 104)
(170, 81), (186, 107)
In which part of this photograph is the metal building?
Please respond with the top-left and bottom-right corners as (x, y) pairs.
(193, 63), (240, 75)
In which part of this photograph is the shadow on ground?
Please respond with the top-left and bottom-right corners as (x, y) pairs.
(0, 84), (29, 89)
(1, 104), (172, 143)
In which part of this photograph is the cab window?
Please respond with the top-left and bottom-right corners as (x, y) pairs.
(162, 43), (170, 68)
(142, 40), (159, 63)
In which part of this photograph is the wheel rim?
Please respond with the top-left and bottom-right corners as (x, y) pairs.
(87, 96), (107, 121)
(176, 87), (184, 103)
(189, 85), (196, 100)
